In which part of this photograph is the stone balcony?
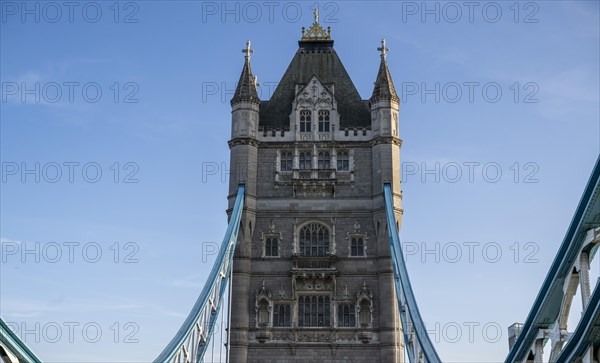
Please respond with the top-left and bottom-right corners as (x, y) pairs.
(291, 255), (337, 271)
(291, 169), (336, 197)
(292, 168), (336, 180)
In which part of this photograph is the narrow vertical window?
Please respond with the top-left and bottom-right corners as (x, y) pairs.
(318, 110), (330, 132)
(280, 152), (293, 171)
(265, 237), (278, 257)
(351, 237), (365, 256)
(273, 304), (290, 327)
(300, 110), (312, 132)
(337, 151), (349, 171)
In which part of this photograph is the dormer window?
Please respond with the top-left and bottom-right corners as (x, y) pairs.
(318, 110), (330, 132)
(318, 152), (330, 169)
(300, 110), (312, 132)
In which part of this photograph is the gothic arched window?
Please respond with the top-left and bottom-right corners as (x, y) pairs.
(318, 151), (330, 169)
(337, 151), (349, 171)
(299, 152), (312, 170)
(318, 110), (330, 132)
(280, 152), (293, 171)
(351, 237), (365, 256)
(265, 236), (278, 257)
(300, 110), (312, 132)
(300, 223), (329, 257)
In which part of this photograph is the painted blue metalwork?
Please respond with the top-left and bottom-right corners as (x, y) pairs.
(505, 155), (600, 362)
(0, 316), (42, 363)
(555, 279), (600, 362)
(154, 185), (246, 363)
(384, 183), (442, 363)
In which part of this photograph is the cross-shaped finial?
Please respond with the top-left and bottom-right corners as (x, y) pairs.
(242, 40), (253, 60)
(314, 8), (319, 23)
(377, 38), (389, 59)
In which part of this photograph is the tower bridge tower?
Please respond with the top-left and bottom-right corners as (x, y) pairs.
(227, 15), (404, 363)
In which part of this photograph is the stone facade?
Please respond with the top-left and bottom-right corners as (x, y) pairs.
(226, 20), (403, 363)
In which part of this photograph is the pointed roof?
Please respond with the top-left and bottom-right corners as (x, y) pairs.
(231, 40), (259, 105)
(259, 23), (370, 128)
(371, 39), (399, 103)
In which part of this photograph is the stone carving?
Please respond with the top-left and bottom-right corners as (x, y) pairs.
(295, 277), (333, 291)
(342, 284), (350, 300)
(295, 78), (334, 110)
(279, 285), (286, 299)
(297, 332), (333, 342)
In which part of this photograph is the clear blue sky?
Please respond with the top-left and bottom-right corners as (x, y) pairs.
(1, 1), (599, 361)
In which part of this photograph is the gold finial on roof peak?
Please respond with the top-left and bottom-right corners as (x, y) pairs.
(301, 11), (331, 41)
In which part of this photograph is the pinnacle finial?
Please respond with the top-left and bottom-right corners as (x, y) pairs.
(301, 9), (330, 41)
(242, 40), (253, 60)
(378, 38), (389, 59)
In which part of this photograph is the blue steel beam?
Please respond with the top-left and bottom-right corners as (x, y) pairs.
(0, 317), (42, 363)
(154, 185), (245, 363)
(505, 155), (600, 362)
(384, 183), (442, 363)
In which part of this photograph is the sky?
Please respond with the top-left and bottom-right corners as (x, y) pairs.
(1, 1), (599, 362)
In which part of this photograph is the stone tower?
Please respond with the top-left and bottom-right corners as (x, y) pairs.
(227, 15), (404, 363)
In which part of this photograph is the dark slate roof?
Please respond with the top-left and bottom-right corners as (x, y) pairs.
(259, 40), (370, 128)
(371, 56), (399, 103)
(231, 57), (259, 105)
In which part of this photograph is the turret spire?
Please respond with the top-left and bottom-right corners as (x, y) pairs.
(371, 38), (399, 103)
(231, 40), (259, 105)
